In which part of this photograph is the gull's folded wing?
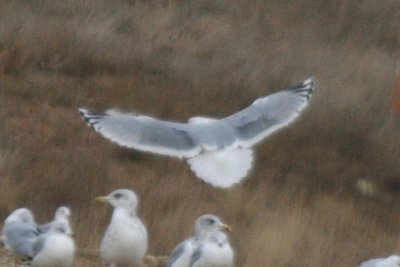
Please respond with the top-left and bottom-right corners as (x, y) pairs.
(221, 78), (315, 148)
(3, 222), (39, 258)
(167, 239), (195, 267)
(32, 235), (46, 258)
(79, 109), (201, 158)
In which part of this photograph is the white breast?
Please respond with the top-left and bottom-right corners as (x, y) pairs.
(100, 211), (148, 266)
(195, 242), (234, 267)
(192, 232), (234, 267)
(32, 234), (75, 267)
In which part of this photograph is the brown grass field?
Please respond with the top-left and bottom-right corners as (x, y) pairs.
(1, 0), (400, 266)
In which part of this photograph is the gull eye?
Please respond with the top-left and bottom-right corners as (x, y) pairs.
(114, 193), (123, 199)
(206, 218), (215, 224)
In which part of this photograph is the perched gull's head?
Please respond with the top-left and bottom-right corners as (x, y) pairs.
(5, 208), (35, 224)
(95, 189), (139, 212)
(195, 214), (232, 236)
(55, 206), (71, 220)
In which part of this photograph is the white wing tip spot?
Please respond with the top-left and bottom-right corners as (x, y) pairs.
(303, 77), (314, 86)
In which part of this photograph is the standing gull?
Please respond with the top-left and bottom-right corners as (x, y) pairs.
(168, 214), (233, 267)
(39, 206), (72, 235)
(79, 78), (315, 188)
(359, 255), (400, 267)
(2, 208), (39, 261)
(31, 221), (75, 267)
(95, 188), (148, 267)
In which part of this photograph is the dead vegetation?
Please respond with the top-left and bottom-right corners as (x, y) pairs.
(1, 0), (400, 266)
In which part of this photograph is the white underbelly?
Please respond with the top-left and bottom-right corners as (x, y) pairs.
(32, 235), (74, 267)
(194, 243), (234, 267)
(101, 223), (147, 265)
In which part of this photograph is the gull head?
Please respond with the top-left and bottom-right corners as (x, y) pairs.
(195, 214), (232, 236)
(55, 206), (71, 220)
(5, 208), (35, 224)
(95, 189), (139, 211)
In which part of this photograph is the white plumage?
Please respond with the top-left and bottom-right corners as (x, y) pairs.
(31, 222), (75, 267)
(39, 206), (72, 235)
(168, 214), (234, 267)
(359, 255), (400, 267)
(79, 78), (315, 188)
(96, 189), (148, 267)
(190, 231), (234, 267)
(2, 207), (76, 266)
(187, 148), (253, 188)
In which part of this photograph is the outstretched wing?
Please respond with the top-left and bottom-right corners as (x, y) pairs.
(221, 77), (315, 148)
(79, 109), (201, 158)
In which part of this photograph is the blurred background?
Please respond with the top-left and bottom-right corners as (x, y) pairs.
(1, 0), (400, 266)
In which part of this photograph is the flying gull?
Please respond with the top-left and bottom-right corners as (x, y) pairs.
(79, 78), (315, 188)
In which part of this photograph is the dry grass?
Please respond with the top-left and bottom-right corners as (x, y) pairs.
(1, 0), (400, 266)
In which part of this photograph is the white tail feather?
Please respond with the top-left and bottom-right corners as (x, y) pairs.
(188, 117), (217, 124)
(187, 148), (253, 188)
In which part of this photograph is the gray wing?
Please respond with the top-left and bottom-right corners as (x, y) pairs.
(38, 222), (52, 234)
(221, 78), (315, 148)
(358, 258), (384, 267)
(79, 109), (201, 158)
(32, 235), (47, 257)
(189, 246), (203, 267)
(167, 239), (191, 267)
(79, 78), (314, 156)
(3, 222), (39, 258)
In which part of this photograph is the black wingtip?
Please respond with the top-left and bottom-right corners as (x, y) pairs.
(287, 77), (315, 100)
(77, 107), (107, 128)
(78, 107), (92, 126)
(77, 108), (88, 119)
